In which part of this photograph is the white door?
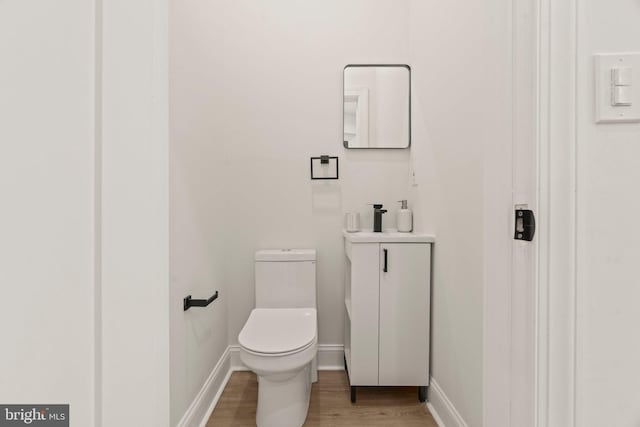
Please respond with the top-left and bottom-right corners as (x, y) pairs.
(509, 0), (539, 424)
(484, 1), (539, 425)
(510, 0), (539, 424)
(378, 243), (431, 386)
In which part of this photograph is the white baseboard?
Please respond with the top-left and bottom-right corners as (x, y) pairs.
(228, 345), (243, 371)
(176, 346), (231, 427)
(426, 378), (468, 427)
(228, 345), (249, 371)
(179, 344), (346, 427)
(317, 344), (345, 370)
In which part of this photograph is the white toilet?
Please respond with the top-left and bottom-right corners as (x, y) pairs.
(238, 249), (318, 427)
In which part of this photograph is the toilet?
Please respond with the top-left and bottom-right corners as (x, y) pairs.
(238, 249), (318, 427)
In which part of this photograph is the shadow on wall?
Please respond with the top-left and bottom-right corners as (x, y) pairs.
(311, 181), (342, 215)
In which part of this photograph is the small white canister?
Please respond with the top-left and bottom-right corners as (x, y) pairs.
(344, 212), (361, 233)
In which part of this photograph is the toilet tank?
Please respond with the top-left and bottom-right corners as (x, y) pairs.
(255, 249), (317, 309)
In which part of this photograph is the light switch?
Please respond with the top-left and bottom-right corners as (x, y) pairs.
(595, 53), (640, 123)
(612, 67), (633, 86)
(613, 86), (633, 106)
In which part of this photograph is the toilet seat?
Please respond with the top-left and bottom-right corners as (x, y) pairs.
(239, 308), (317, 356)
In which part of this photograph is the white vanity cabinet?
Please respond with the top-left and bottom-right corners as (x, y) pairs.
(343, 231), (434, 402)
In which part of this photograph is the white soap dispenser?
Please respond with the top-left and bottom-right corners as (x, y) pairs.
(397, 200), (413, 232)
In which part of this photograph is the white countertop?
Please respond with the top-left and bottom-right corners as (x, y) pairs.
(342, 229), (435, 243)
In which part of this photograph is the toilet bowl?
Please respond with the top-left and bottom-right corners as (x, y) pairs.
(239, 308), (317, 427)
(238, 249), (318, 427)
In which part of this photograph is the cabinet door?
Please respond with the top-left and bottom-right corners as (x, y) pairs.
(379, 243), (430, 386)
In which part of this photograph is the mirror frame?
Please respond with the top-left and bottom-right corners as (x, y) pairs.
(342, 64), (411, 149)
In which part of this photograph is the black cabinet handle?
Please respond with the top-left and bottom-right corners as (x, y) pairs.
(184, 291), (219, 311)
(383, 249), (388, 273)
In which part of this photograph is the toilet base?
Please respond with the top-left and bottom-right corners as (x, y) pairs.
(256, 363), (312, 427)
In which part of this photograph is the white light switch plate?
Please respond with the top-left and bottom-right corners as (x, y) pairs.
(595, 53), (640, 123)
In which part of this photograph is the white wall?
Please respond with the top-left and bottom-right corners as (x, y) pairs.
(169, 1), (230, 424)
(408, 1), (512, 426)
(0, 2), (96, 425)
(221, 0), (413, 348)
(99, 1), (171, 426)
(575, 1), (640, 426)
(2, 1), (173, 426)
(170, 0), (413, 354)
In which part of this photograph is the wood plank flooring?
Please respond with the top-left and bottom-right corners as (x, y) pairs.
(207, 370), (438, 426)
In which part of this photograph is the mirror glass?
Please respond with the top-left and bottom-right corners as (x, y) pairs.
(343, 65), (410, 149)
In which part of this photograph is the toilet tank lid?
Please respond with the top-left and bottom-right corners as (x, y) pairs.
(255, 249), (316, 261)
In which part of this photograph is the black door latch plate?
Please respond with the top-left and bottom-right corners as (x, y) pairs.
(514, 209), (535, 241)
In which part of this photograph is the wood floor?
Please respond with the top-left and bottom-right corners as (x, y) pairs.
(207, 370), (438, 427)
